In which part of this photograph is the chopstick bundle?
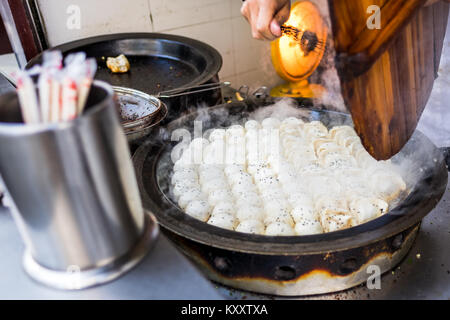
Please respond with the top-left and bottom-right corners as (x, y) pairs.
(12, 50), (97, 124)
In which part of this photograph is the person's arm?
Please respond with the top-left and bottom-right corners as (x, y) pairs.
(240, 0), (291, 40)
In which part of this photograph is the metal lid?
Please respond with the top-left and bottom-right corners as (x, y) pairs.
(271, 1), (328, 82)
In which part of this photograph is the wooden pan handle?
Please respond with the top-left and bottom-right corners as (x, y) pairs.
(334, 0), (428, 80)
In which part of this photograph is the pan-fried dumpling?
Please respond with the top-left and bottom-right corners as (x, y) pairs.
(171, 168), (198, 185)
(264, 209), (294, 227)
(172, 179), (199, 199)
(369, 170), (406, 201)
(281, 117), (304, 129)
(329, 125), (356, 139)
(185, 200), (211, 222)
(207, 213), (237, 230)
(199, 165), (225, 185)
(291, 201), (316, 222)
(208, 188), (233, 206)
(294, 218), (323, 235)
(262, 117), (281, 129)
(178, 187), (204, 209)
(236, 205), (265, 221)
(212, 202), (235, 216)
(201, 178), (228, 194)
(208, 128), (226, 142)
(236, 219), (265, 234)
(348, 197), (388, 224)
(265, 222), (296, 236)
(226, 125), (245, 140)
(304, 121), (328, 140)
(319, 212), (355, 232)
(244, 120), (260, 131)
(223, 164), (245, 177)
(288, 192), (313, 208)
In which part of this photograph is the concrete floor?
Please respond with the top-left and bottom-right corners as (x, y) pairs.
(417, 21), (450, 148)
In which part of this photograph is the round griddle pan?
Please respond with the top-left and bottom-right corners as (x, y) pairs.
(26, 33), (223, 120)
(133, 101), (448, 296)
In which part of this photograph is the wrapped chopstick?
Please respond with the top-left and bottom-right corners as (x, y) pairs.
(12, 50), (97, 124)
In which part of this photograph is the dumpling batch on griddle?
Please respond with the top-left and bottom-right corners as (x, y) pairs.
(170, 116), (407, 236)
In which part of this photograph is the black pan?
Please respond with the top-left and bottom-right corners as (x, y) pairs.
(26, 33), (223, 120)
(133, 100), (448, 296)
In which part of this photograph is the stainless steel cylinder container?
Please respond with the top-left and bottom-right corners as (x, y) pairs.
(0, 81), (158, 290)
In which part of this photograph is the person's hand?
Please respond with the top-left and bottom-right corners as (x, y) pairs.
(241, 0), (291, 40)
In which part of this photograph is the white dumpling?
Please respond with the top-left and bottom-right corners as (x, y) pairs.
(235, 192), (261, 208)
(177, 188), (204, 209)
(236, 220), (265, 234)
(291, 202), (316, 223)
(281, 135), (304, 151)
(226, 125), (245, 139)
(294, 218), (323, 235)
(189, 138), (209, 163)
(321, 153), (357, 169)
(265, 222), (296, 236)
(281, 117), (304, 129)
(172, 180), (199, 199)
(252, 167), (273, 181)
(236, 205), (265, 221)
(264, 209), (294, 227)
(306, 176), (341, 201)
(303, 121), (328, 140)
(175, 150), (195, 166)
(354, 149), (377, 168)
(262, 117), (281, 129)
(254, 175), (279, 191)
(224, 164), (246, 177)
(349, 197), (388, 224)
(198, 165), (225, 184)
(225, 144), (246, 166)
(171, 168), (198, 185)
(231, 182), (258, 198)
(244, 120), (260, 131)
(247, 161), (269, 175)
(185, 200), (211, 222)
(296, 162), (322, 176)
(228, 171), (253, 186)
(329, 125), (356, 139)
(319, 212), (355, 233)
(287, 192), (313, 208)
(208, 128), (226, 142)
(259, 188), (285, 202)
(369, 170), (406, 201)
(203, 140), (225, 165)
(315, 196), (348, 215)
(201, 178), (229, 194)
(207, 213), (237, 230)
(333, 127), (358, 146)
(208, 189), (233, 206)
(212, 202), (235, 216)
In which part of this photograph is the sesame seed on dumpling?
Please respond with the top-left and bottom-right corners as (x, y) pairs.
(207, 213), (237, 230)
(185, 200), (211, 222)
(236, 220), (265, 234)
(265, 222), (296, 236)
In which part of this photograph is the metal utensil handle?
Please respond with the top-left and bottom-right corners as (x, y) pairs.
(158, 81), (230, 99)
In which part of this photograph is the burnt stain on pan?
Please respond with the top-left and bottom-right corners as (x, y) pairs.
(163, 224), (418, 282)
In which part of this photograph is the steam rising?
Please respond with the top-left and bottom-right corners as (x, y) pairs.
(158, 98), (446, 218)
